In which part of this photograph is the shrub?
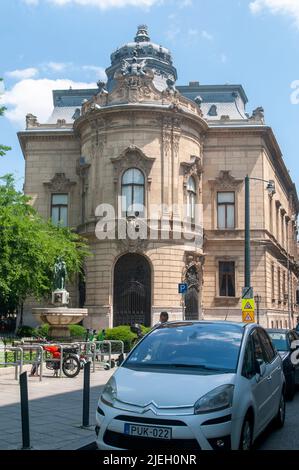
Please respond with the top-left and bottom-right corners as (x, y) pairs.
(68, 324), (86, 339)
(104, 325), (152, 352)
(16, 325), (36, 338)
(105, 325), (137, 352)
(35, 324), (50, 339)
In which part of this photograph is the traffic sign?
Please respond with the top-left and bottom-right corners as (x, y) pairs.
(178, 283), (188, 294)
(242, 287), (253, 299)
(242, 311), (255, 323)
(242, 299), (255, 311)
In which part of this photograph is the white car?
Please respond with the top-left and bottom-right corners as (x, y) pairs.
(95, 321), (285, 450)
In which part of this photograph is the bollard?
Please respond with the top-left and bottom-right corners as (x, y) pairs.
(19, 372), (31, 450)
(82, 361), (91, 427)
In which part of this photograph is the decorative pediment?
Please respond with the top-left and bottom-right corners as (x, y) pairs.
(43, 173), (76, 192)
(110, 145), (155, 180)
(181, 156), (202, 185)
(209, 170), (243, 190)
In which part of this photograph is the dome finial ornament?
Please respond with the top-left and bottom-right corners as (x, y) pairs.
(135, 25), (150, 43)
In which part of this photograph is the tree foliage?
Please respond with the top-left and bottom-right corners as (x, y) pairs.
(0, 175), (90, 315)
(0, 78), (11, 157)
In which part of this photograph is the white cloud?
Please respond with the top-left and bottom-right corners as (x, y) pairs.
(178, 0), (192, 7)
(46, 61), (70, 72)
(22, 0), (161, 9)
(82, 65), (107, 80)
(250, 0), (299, 28)
(6, 68), (39, 80)
(2, 78), (96, 127)
(201, 30), (213, 40)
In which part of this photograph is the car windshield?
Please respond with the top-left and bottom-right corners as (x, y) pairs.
(268, 332), (288, 352)
(123, 322), (243, 374)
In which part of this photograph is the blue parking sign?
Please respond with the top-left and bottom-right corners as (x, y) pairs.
(178, 283), (188, 294)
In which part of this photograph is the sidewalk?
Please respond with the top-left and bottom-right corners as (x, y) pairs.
(0, 366), (113, 450)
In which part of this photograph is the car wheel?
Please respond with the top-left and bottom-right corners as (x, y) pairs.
(274, 391), (286, 428)
(239, 416), (253, 450)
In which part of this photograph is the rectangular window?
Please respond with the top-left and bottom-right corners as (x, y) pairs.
(269, 197), (273, 234)
(281, 213), (284, 247)
(276, 205), (280, 243)
(219, 261), (235, 297)
(217, 192), (235, 229)
(51, 194), (68, 227)
(283, 271), (286, 303)
(277, 267), (281, 303)
(271, 264), (275, 302)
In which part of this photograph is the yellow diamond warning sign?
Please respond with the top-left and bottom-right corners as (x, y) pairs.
(242, 311), (255, 323)
(241, 299), (255, 311)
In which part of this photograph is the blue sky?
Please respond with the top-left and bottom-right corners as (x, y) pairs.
(1, 0), (299, 191)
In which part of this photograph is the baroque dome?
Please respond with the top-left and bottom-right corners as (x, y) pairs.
(106, 25), (178, 93)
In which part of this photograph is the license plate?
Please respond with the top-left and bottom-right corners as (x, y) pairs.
(124, 423), (172, 440)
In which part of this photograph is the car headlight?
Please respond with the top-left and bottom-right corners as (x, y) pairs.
(101, 377), (117, 406)
(194, 384), (234, 415)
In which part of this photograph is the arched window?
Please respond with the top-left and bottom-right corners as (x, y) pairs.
(187, 176), (196, 220)
(121, 168), (145, 216)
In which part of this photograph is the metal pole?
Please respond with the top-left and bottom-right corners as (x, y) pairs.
(20, 372), (31, 450)
(82, 361), (90, 427)
(286, 224), (292, 329)
(245, 175), (251, 288)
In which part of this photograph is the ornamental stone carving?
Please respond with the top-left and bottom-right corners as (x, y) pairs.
(208, 170), (242, 190)
(110, 145), (155, 181)
(181, 156), (202, 185)
(43, 173), (76, 192)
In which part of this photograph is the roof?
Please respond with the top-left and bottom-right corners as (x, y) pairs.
(177, 83), (248, 121)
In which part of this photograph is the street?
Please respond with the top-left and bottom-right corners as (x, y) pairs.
(256, 392), (299, 450)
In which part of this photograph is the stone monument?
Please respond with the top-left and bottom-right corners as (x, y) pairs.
(32, 257), (88, 338)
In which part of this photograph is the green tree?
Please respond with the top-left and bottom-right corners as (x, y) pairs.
(0, 175), (90, 320)
(0, 78), (11, 157)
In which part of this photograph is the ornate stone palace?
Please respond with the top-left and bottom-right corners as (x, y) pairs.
(19, 25), (299, 329)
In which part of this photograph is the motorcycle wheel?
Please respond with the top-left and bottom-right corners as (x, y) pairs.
(62, 354), (81, 378)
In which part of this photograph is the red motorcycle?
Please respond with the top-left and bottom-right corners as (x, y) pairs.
(44, 344), (81, 378)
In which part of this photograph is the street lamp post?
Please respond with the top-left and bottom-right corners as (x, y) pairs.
(245, 176), (251, 288)
(244, 175), (276, 296)
(254, 294), (261, 325)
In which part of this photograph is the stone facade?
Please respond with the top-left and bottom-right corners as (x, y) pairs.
(19, 26), (299, 329)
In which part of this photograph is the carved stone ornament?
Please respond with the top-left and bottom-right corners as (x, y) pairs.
(43, 173), (76, 192)
(182, 252), (204, 285)
(110, 145), (155, 180)
(208, 170), (243, 190)
(81, 63), (203, 119)
(118, 237), (149, 254)
(26, 113), (40, 129)
(181, 156), (203, 185)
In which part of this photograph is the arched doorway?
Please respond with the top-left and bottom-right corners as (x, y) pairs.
(185, 265), (200, 320)
(113, 253), (151, 327)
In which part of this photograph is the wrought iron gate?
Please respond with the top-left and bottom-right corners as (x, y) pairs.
(113, 254), (151, 327)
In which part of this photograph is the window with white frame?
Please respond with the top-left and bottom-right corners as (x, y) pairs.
(217, 192), (235, 229)
(51, 194), (68, 226)
(186, 176), (196, 220)
(121, 168), (145, 216)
